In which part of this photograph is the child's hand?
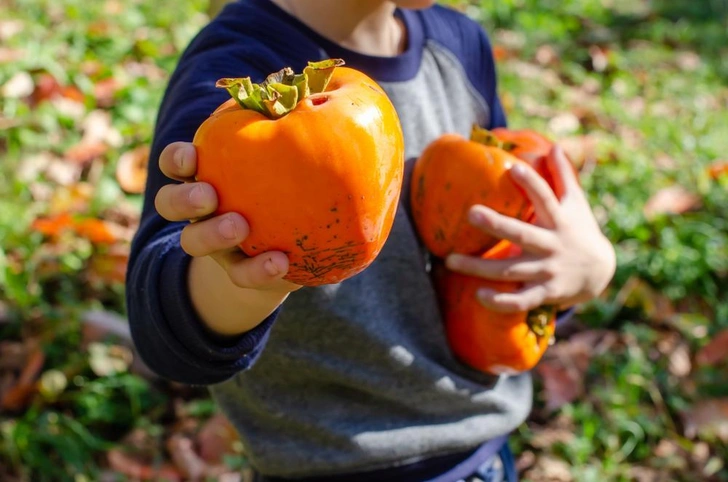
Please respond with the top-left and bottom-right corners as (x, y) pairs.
(445, 145), (615, 312)
(155, 141), (300, 293)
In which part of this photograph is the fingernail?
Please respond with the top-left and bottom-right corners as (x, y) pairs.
(264, 258), (280, 276)
(511, 163), (526, 177)
(469, 209), (485, 225)
(219, 217), (237, 240)
(476, 288), (491, 300)
(188, 185), (207, 209)
(446, 254), (463, 269)
(174, 147), (187, 171)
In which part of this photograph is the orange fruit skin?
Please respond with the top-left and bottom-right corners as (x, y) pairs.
(193, 67), (405, 286)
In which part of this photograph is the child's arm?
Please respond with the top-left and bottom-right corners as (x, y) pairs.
(445, 145), (616, 311)
(125, 46), (298, 384)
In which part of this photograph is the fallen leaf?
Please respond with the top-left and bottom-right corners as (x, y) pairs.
(695, 329), (728, 367)
(166, 434), (208, 480)
(116, 145), (150, 194)
(707, 160), (728, 180)
(0, 346), (45, 411)
(74, 218), (118, 244)
(94, 78), (120, 108)
(557, 135), (597, 170)
(643, 185), (701, 220)
(2, 71), (34, 99)
(64, 140), (108, 165)
(548, 112), (580, 137)
(588, 45), (609, 72)
(88, 248), (130, 284)
(492, 45), (511, 62)
(0, 47), (25, 64)
(535, 45), (558, 67)
(88, 342), (133, 377)
(0, 20), (24, 40)
(197, 414), (242, 464)
(676, 51), (701, 72)
(529, 427), (575, 449)
(522, 455), (573, 482)
(682, 398), (728, 442)
(107, 449), (182, 481)
(0, 342), (27, 370)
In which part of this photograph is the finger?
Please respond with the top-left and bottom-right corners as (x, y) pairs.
(180, 213), (249, 257)
(476, 284), (549, 313)
(546, 145), (580, 197)
(509, 163), (560, 228)
(216, 250), (299, 291)
(155, 182), (218, 222)
(445, 254), (549, 282)
(159, 142), (197, 181)
(469, 205), (557, 254)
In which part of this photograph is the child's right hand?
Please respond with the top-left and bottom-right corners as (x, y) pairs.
(154, 141), (301, 294)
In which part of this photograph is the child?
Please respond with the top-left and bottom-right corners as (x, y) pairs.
(126, 0), (616, 480)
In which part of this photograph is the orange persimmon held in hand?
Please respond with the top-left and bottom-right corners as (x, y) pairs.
(433, 240), (556, 375)
(193, 59), (405, 286)
(410, 125), (534, 258)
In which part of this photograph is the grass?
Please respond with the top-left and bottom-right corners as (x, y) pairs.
(1, 0), (728, 480)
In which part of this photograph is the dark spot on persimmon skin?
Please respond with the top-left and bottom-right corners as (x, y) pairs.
(330, 207), (338, 212)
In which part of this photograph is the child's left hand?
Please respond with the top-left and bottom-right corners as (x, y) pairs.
(444, 145), (616, 313)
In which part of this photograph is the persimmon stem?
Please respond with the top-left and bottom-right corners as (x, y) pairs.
(470, 124), (516, 151)
(215, 59), (345, 119)
(527, 305), (556, 339)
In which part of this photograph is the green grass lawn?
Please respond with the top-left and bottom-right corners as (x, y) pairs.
(1, 0), (728, 480)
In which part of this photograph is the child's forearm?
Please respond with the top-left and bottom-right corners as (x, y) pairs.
(188, 255), (290, 336)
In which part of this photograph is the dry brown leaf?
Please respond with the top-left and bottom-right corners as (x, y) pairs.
(116, 145), (150, 194)
(0, 342), (29, 371)
(0, 47), (25, 64)
(166, 434), (208, 480)
(695, 329), (728, 367)
(522, 455), (573, 482)
(682, 398), (728, 442)
(64, 140), (108, 165)
(535, 342), (590, 412)
(0, 346), (45, 412)
(197, 413), (242, 464)
(557, 135), (597, 170)
(644, 185), (701, 219)
(529, 427), (575, 449)
(88, 248), (130, 284)
(588, 45), (609, 72)
(94, 78), (120, 108)
(107, 449), (182, 481)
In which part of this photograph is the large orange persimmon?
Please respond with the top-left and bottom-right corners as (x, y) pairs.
(193, 60), (404, 286)
(433, 240), (556, 375)
(410, 125), (533, 258)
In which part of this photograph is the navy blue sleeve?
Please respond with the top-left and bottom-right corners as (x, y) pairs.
(125, 28), (284, 385)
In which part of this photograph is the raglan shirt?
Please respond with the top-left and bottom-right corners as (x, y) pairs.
(127, 0), (538, 478)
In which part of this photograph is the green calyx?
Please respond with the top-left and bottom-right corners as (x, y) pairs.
(470, 124), (516, 151)
(215, 58), (345, 119)
(527, 305), (556, 340)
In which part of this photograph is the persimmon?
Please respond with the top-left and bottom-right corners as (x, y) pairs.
(410, 125), (533, 258)
(193, 59), (405, 286)
(489, 127), (579, 200)
(433, 240), (556, 375)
